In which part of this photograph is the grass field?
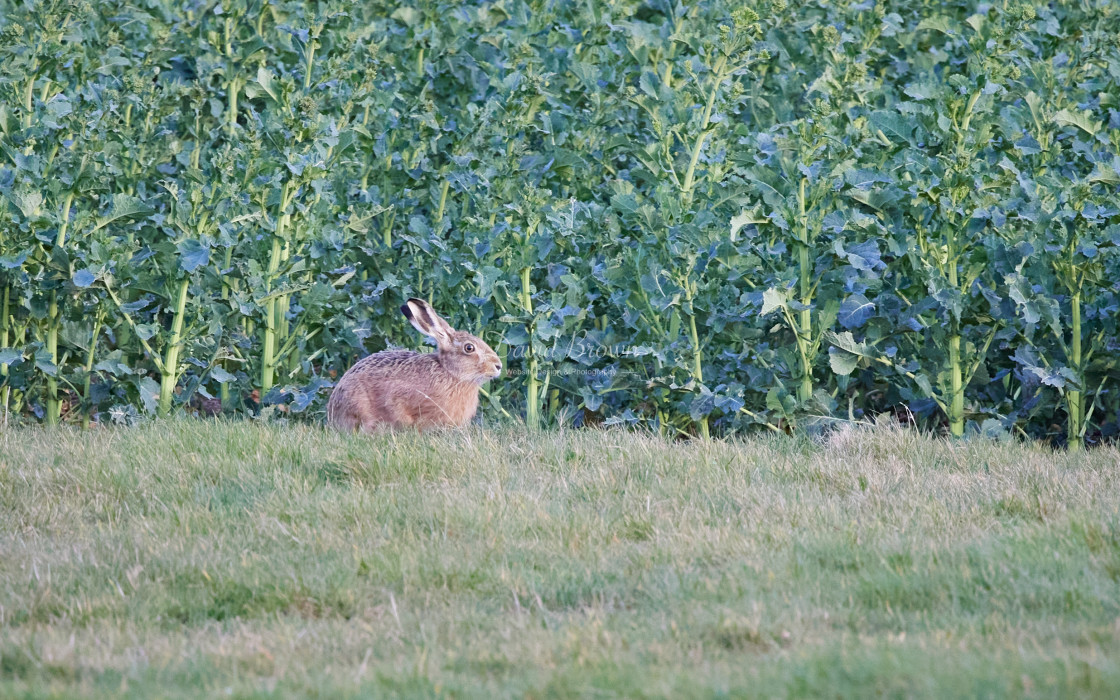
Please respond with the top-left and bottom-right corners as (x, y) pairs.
(1, 422), (1119, 698)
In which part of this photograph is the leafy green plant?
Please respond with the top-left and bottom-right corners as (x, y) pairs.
(0, 0), (1118, 445)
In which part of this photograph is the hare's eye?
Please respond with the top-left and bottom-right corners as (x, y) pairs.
(464, 343), (475, 354)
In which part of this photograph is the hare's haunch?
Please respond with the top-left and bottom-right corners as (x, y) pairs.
(326, 298), (502, 431)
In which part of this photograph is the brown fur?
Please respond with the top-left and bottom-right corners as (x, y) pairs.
(326, 299), (502, 431)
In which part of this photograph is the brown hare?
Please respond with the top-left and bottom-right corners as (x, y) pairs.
(326, 298), (502, 431)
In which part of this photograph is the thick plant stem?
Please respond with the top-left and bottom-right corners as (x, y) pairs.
(521, 264), (538, 430)
(681, 54), (727, 198)
(282, 241), (307, 379)
(46, 292), (60, 424)
(685, 282), (709, 439)
(82, 318), (100, 429)
(44, 192), (75, 425)
(676, 55), (725, 438)
(22, 75), (35, 129)
(382, 211), (394, 249)
(797, 243), (812, 402)
(224, 18), (239, 137)
(260, 184), (292, 397)
(304, 40), (318, 89)
(549, 387), (560, 419)
(1, 284), (9, 417)
(435, 180), (450, 226)
(220, 246), (234, 410)
(226, 77), (240, 138)
(946, 228), (963, 437)
(659, 14), (680, 88)
(276, 239), (292, 365)
(948, 331), (964, 437)
(22, 61), (38, 156)
(959, 90), (981, 135)
(796, 178), (813, 404)
(1068, 291), (1083, 449)
(261, 238), (282, 397)
(191, 112), (202, 170)
(159, 278), (190, 416)
(55, 192), (74, 249)
(688, 312), (709, 440)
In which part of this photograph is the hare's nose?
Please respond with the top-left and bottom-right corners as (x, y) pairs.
(494, 360), (503, 373)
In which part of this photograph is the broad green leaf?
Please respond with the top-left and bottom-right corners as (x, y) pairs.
(914, 375), (935, 400)
(211, 366), (236, 383)
(178, 239), (210, 273)
(827, 331), (867, 357)
(760, 288), (787, 316)
(34, 348), (57, 376)
(0, 348), (22, 366)
(94, 194), (153, 231)
(868, 110), (913, 145)
(828, 348), (859, 376)
(94, 350), (133, 377)
(504, 326), (530, 346)
(838, 294), (875, 329)
(10, 190), (43, 218)
(1053, 109), (1101, 136)
(0, 251), (29, 269)
(806, 67), (836, 97)
(138, 376), (161, 414)
(475, 265), (504, 300)
(1088, 163), (1120, 185)
(689, 389), (715, 420)
(391, 7), (420, 25)
(256, 66), (279, 101)
(1024, 92), (1045, 125)
(72, 269), (96, 287)
(730, 209), (768, 240)
(916, 16), (955, 35)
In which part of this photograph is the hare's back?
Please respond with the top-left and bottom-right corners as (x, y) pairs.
(346, 350), (431, 378)
(327, 350), (439, 430)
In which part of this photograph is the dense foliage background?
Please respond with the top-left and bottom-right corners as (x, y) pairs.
(0, 0), (1118, 444)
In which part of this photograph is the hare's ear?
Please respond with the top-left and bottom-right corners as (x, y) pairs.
(401, 298), (454, 346)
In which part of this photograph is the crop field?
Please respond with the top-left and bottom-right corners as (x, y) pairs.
(1, 422), (1119, 697)
(0, 0), (1119, 444)
(3, 1), (1120, 696)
